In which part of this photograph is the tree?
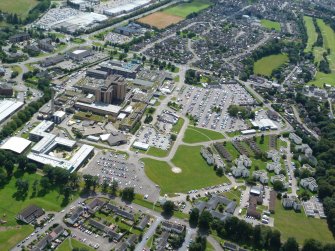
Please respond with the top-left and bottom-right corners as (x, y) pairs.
(302, 239), (323, 251)
(198, 210), (213, 231)
(83, 174), (96, 191)
(110, 180), (118, 196)
(282, 237), (299, 251)
(0, 167), (7, 185)
(26, 162), (37, 173)
(269, 229), (281, 251)
(216, 167), (224, 176)
(162, 200), (175, 216)
(273, 180), (284, 191)
(101, 179), (109, 193)
(189, 236), (206, 251)
(189, 208), (199, 227)
(121, 187), (135, 202)
(260, 134), (265, 144)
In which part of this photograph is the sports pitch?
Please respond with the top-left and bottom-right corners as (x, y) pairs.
(137, 0), (211, 29)
(137, 12), (184, 29)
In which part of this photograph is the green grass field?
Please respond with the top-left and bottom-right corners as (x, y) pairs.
(0, 0), (38, 18)
(57, 238), (95, 251)
(162, 0), (212, 18)
(143, 145), (229, 194)
(306, 18), (335, 87)
(146, 147), (169, 158)
(260, 19), (281, 32)
(304, 16), (318, 52)
(0, 170), (78, 250)
(254, 54), (289, 77)
(273, 199), (334, 244)
(171, 118), (185, 134)
(183, 126), (225, 143)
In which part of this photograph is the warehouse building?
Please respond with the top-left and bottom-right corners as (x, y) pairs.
(68, 49), (92, 61)
(0, 100), (24, 124)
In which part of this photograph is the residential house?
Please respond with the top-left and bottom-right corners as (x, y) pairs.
(266, 162), (282, 175)
(253, 170), (269, 184)
(289, 133), (302, 145)
(300, 177), (318, 192)
(231, 165), (250, 178)
(271, 174), (288, 189)
(16, 205), (44, 224)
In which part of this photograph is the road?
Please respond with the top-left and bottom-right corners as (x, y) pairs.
(135, 217), (162, 251)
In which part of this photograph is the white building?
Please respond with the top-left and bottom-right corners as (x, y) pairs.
(27, 121), (94, 172)
(300, 177), (318, 192)
(53, 110), (66, 124)
(231, 166), (249, 178)
(253, 170), (269, 184)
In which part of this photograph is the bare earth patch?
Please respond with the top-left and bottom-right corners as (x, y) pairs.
(172, 167), (182, 173)
(137, 12), (184, 29)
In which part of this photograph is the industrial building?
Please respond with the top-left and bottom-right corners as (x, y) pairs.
(99, 60), (141, 78)
(0, 137), (32, 154)
(103, 0), (151, 16)
(40, 55), (65, 67)
(27, 121), (94, 172)
(74, 101), (122, 116)
(0, 83), (13, 96)
(0, 100), (24, 124)
(68, 49), (92, 61)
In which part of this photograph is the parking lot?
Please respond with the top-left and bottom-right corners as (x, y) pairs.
(178, 84), (255, 132)
(136, 126), (171, 150)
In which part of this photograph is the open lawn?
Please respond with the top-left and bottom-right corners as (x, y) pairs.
(143, 145), (229, 194)
(162, 0), (212, 18)
(308, 72), (335, 87)
(254, 54), (289, 77)
(260, 19), (281, 31)
(137, 12), (184, 29)
(0, 225), (34, 251)
(0, 169), (78, 250)
(57, 238), (95, 251)
(171, 118), (185, 134)
(146, 147), (169, 158)
(308, 19), (335, 87)
(183, 126), (225, 143)
(273, 199), (334, 244)
(304, 16), (317, 52)
(0, 0), (38, 18)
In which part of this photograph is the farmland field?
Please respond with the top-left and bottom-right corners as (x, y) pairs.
(137, 12), (184, 29)
(0, 0), (38, 18)
(254, 54), (289, 77)
(260, 19), (281, 31)
(162, 0), (212, 18)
